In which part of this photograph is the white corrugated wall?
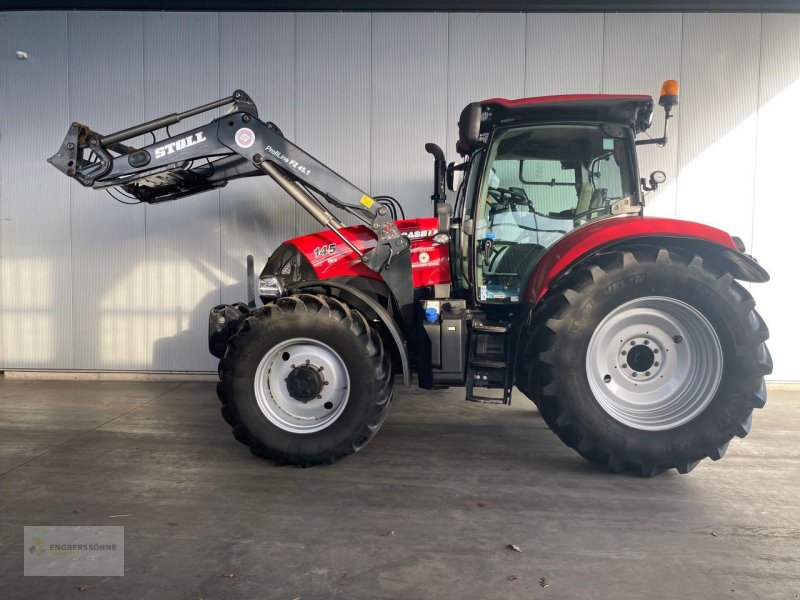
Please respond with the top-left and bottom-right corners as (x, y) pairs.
(0, 11), (797, 379)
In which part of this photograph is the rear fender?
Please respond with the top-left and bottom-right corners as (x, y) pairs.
(525, 216), (769, 303)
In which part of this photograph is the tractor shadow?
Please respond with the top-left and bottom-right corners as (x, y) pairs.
(151, 282), (242, 374)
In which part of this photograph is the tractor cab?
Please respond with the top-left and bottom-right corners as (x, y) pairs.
(445, 94), (656, 304)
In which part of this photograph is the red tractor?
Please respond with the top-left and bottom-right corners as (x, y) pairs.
(50, 81), (771, 476)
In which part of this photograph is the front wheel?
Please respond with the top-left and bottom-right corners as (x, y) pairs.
(217, 294), (393, 466)
(518, 245), (772, 476)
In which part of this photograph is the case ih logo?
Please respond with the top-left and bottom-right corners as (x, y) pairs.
(235, 128), (255, 149)
(153, 132), (206, 159)
(402, 229), (437, 239)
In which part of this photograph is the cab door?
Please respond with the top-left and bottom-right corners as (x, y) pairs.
(450, 148), (485, 297)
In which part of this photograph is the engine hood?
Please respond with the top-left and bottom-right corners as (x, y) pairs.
(280, 216), (451, 288)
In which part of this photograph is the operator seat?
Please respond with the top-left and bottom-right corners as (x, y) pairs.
(575, 182), (593, 216)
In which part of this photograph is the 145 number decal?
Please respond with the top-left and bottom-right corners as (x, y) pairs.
(313, 243), (337, 258)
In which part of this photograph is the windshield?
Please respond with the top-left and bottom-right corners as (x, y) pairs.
(474, 123), (634, 302)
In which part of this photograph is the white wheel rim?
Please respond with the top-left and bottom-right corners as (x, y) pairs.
(254, 337), (350, 434)
(585, 296), (723, 431)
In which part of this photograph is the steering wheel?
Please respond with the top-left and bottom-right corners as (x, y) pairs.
(487, 187), (529, 208)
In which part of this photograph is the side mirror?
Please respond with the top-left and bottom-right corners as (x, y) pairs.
(641, 170), (667, 192)
(446, 161), (467, 192)
(457, 102), (482, 156)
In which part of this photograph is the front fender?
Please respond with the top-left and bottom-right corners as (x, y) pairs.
(288, 280), (412, 387)
(524, 216), (769, 303)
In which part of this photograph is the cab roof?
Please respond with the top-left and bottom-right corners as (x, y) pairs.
(479, 94), (654, 133)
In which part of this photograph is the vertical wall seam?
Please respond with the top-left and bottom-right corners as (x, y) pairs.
(369, 12), (374, 196)
(217, 11), (223, 307)
(749, 12), (765, 255)
(141, 11), (150, 369)
(446, 12), (451, 155)
(0, 14), (4, 368)
(600, 12), (606, 93)
(523, 12), (529, 96)
(293, 11), (298, 236)
(674, 12), (686, 219)
(444, 13), (450, 153)
(66, 11), (75, 369)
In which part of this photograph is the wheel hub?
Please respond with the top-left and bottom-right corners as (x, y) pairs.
(626, 343), (654, 372)
(618, 338), (663, 381)
(253, 338), (350, 434)
(285, 363), (325, 403)
(586, 296), (723, 431)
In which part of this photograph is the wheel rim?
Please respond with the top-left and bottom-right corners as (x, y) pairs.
(254, 338), (350, 434)
(585, 296), (723, 431)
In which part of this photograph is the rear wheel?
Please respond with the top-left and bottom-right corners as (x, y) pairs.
(518, 245), (772, 476)
(217, 294), (392, 466)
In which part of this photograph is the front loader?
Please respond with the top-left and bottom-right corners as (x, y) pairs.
(50, 81), (772, 476)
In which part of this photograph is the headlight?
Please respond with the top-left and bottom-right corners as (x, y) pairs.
(259, 274), (286, 300)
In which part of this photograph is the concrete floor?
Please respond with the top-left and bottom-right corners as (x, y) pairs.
(0, 380), (797, 600)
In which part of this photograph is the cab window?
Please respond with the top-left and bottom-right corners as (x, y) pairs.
(474, 123), (633, 302)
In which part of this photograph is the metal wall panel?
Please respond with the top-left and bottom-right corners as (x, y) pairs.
(0, 13), (6, 370)
(751, 14), (800, 381)
(0, 12), (73, 369)
(676, 13), (761, 247)
(525, 13), (604, 96)
(0, 10), (797, 380)
(219, 13), (297, 305)
(142, 12), (222, 372)
(447, 13), (526, 159)
(602, 13), (682, 218)
(294, 12), (372, 232)
(68, 12), (148, 370)
(371, 13), (448, 219)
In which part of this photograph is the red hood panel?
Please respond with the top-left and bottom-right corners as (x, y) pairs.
(286, 217), (451, 288)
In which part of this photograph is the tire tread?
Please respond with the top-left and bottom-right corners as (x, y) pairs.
(216, 294), (392, 467)
(517, 244), (771, 476)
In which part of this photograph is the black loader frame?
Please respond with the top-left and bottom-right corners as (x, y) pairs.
(49, 90), (415, 326)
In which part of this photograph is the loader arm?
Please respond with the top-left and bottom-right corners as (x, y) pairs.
(48, 90), (413, 318)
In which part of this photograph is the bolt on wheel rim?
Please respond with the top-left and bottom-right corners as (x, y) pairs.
(585, 296), (723, 431)
(254, 338), (350, 434)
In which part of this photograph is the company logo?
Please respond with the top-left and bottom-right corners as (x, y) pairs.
(29, 537), (46, 556)
(235, 127), (255, 149)
(24, 526), (124, 576)
(418, 252), (430, 264)
(402, 229), (437, 239)
(154, 132), (206, 159)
